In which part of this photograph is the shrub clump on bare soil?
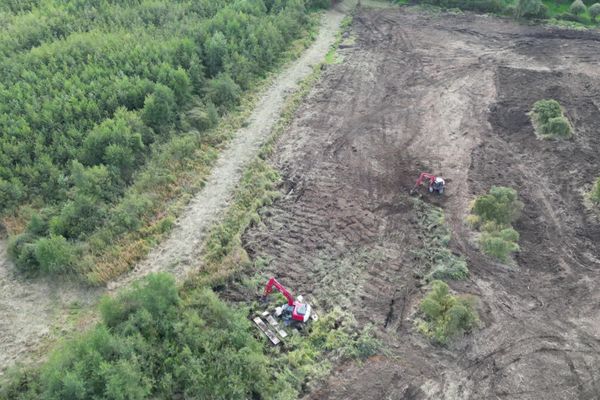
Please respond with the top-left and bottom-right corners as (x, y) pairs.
(467, 186), (523, 262)
(415, 280), (479, 345)
(529, 99), (573, 139)
(590, 177), (600, 205)
(479, 222), (520, 263)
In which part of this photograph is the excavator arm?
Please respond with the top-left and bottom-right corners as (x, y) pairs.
(411, 172), (436, 193)
(416, 172), (435, 187)
(263, 277), (295, 306)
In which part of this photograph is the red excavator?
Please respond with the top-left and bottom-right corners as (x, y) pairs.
(411, 172), (446, 195)
(262, 277), (312, 324)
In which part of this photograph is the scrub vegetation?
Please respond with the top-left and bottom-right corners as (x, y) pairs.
(0, 0), (329, 281)
(394, 0), (600, 25)
(416, 280), (479, 345)
(0, 273), (378, 400)
(529, 99), (573, 140)
(467, 186), (523, 262)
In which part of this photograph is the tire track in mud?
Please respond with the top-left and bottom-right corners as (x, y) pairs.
(242, 7), (600, 400)
(0, 2), (355, 375)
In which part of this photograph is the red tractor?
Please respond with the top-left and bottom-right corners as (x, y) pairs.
(262, 277), (312, 324)
(411, 172), (446, 195)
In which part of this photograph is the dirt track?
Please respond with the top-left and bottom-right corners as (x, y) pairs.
(244, 6), (600, 399)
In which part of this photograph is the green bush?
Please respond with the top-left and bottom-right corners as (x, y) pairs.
(469, 187), (522, 263)
(471, 186), (523, 226)
(417, 280), (478, 345)
(26, 212), (49, 236)
(556, 11), (585, 21)
(34, 235), (77, 274)
(207, 73), (242, 109)
(590, 3), (600, 20)
(157, 65), (192, 106)
(542, 116), (572, 138)
(141, 84), (177, 134)
(49, 195), (107, 240)
(531, 100), (572, 139)
(427, 258), (469, 281)
(570, 0), (587, 14)
(108, 193), (154, 235)
(204, 31), (229, 77)
(0, 178), (24, 211)
(71, 161), (120, 203)
(480, 228), (520, 262)
(532, 99), (562, 125)
(590, 177), (600, 205)
(7, 232), (39, 274)
(185, 102), (219, 132)
(99, 273), (180, 328)
(515, 0), (548, 18)
(457, 0), (505, 13)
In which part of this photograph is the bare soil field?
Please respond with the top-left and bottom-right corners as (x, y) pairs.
(243, 6), (600, 400)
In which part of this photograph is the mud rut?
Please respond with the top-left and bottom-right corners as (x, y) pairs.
(243, 8), (600, 400)
(0, 3), (355, 375)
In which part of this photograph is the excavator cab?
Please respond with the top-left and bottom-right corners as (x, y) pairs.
(430, 177), (445, 194)
(291, 302), (311, 323)
(279, 300), (311, 324)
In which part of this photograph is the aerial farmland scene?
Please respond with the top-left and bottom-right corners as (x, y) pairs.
(0, 0), (599, 399)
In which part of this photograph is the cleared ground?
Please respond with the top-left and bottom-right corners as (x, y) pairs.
(244, 6), (600, 400)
